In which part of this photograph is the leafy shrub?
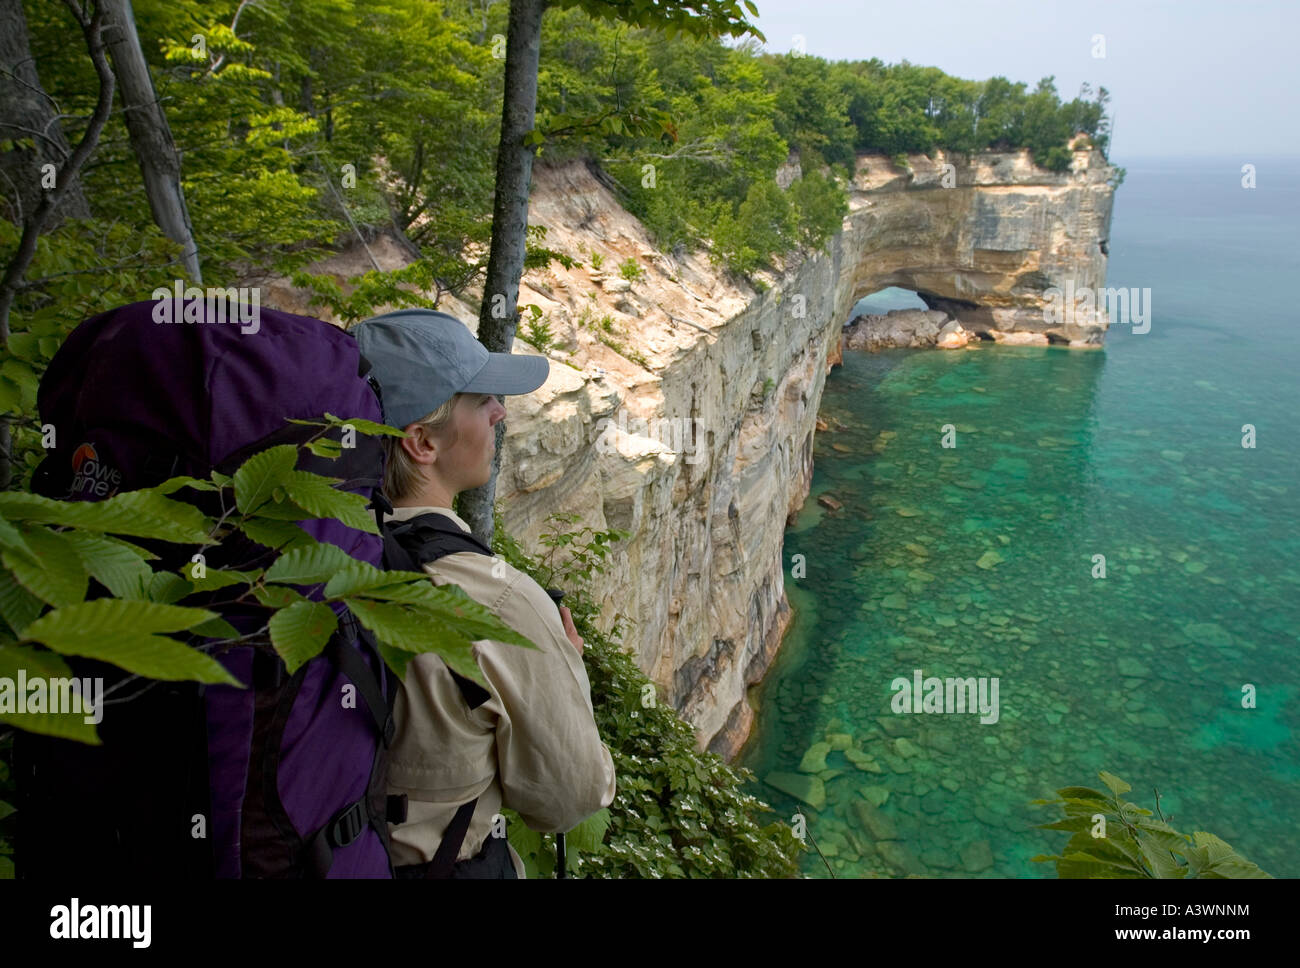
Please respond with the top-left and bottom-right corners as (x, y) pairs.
(618, 258), (646, 284)
(492, 512), (804, 878)
(1032, 771), (1272, 878)
(522, 305), (555, 352)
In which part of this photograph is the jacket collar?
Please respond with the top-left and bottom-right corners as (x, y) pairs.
(384, 504), (472, 534)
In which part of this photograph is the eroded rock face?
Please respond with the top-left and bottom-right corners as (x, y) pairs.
(845, 149), (1116, 346)
(260, 148), (1114, 760)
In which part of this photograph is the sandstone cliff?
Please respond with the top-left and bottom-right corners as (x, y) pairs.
(266, 146), (1116, 759)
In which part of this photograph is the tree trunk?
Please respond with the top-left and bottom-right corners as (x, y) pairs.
(0, 0), (90, 224)
(0, 0), (116, 489)
(100, 0), (201, 283)
(457, 0), (544, 545)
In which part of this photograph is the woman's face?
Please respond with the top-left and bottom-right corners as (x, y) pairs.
(433, 391), (507, 493)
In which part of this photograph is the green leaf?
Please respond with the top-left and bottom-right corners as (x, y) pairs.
(7, 332), (37, 360)
(265, 542), (358, 584)
(343, 597), (483, 687)
(346, 575), (538, 653)
(0, 643), (73, 680)
(155, 476), (221, 495)
(1136, 830), (1187, 878)
(148, 571), (192, 604)
(0, 377), (21, 414)
(251, 584), (311, 609)
(375, 640), (415, 680)
(237, 518), (316, 553)
(0, 569), (45, 636)
(566, 808), (611, 852)
(190, 615), (242, 640)
(0, 491), (211, 543)
(1185, 831), (1270, 878)
(0, 516), (33, 560)
(23, 599), (240, 685)
(1035, 815), (1098, 834)
(305, 438), (343, 458)
(269, 600), (338, 674)
(432, 584), (539, 652)
(2, 527), (87, 607)
(60, 530), (154, 599)
(322, 563), (428, 600)
(1098, 770), (1131, 796)
(289, 414), (406, 438)
(1060, 796), (1114, 818)
(245, 492), (316, 521)
(281, 471), (378, 533)
(183, 567), (257, 593)
(0, 645), (97, 743)
(506, 814), (547, 878)
(1, 359), (37, 410)
(1056, 786), (1113, 802)
(232, 445), (297, 515)
(0, 709), (99, 745)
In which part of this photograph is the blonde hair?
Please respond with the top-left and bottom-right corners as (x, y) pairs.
(382, 394), (461, 501)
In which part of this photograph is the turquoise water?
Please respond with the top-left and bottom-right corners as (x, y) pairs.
(739, 157), (1300, 878)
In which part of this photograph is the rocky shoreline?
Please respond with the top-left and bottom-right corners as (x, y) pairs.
(842, 307), (1080, 352)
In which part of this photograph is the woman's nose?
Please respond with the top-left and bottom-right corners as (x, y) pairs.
(488, 397), (507, 424)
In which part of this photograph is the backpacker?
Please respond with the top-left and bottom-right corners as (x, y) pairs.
(15, 297), (401, 878)
(380, 512), (521, 878)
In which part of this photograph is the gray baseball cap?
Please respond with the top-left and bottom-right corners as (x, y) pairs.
(352, 309), (549, 429)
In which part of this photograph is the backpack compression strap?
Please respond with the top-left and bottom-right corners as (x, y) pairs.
(302, 613), (407, 879)
(383, 511), (499, 878)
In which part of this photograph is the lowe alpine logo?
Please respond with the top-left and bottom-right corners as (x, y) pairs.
(70, 443), (122, 498)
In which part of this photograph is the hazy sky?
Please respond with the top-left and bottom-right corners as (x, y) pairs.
(739, 0), (1299, 159)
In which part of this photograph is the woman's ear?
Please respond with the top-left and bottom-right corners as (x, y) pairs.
(399, 422), (437, 464)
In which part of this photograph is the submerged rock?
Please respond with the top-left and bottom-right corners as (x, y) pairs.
(852, 799), (899, 841)
(826, 732), (853, 751)
(765, 771), (826, 810)
(798, 742), (832, 773)
(876, 840), (928, 876)
(960, 839), (994, 873)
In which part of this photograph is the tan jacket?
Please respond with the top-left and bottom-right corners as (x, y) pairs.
(384, 506), (616, 878)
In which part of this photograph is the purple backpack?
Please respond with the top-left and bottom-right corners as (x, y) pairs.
(15, 298), (403, 878)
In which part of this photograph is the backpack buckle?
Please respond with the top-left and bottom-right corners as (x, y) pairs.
(327, 799), (367, 848)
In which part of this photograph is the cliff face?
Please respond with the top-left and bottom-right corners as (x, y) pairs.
(267, 147), (1115, 759)
(846, 149), (1116, 344)
(493, 148), (1115, 758)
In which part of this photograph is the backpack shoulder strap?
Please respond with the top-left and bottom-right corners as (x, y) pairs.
(387, 512), (495, 562)
(380, 511), (493, 711)
(381, 510), (496, 878)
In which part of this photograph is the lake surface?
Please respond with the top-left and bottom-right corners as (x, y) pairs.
(739, 156), (1300, 878)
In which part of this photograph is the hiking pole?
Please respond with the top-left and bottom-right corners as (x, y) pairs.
(544, 587), (569, 880)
